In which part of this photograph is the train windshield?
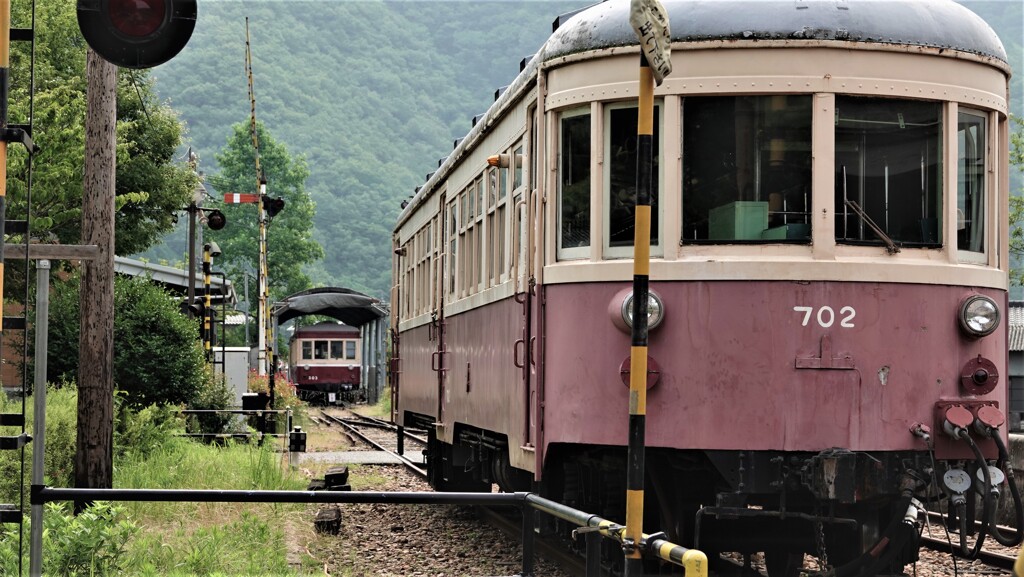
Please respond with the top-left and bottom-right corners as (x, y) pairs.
(682, 95), (812, 243)
(559, 109), (591, 258)
(606, 103), (660, 254)
(835, 97), (943, 248)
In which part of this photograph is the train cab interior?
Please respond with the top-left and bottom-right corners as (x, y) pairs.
(555, 93), (1000, 267)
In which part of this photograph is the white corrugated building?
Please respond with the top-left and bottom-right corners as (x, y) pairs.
(1009, 302), (1024, 430)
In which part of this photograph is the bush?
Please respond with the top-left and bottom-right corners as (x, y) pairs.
(0, 502), (138, 577)
(43, 501), (137, 576)
(0, 385), (78, 504)
(114, 394), (180, 460)
(47, 273), (206, 408)
(185, 367), (234, 435)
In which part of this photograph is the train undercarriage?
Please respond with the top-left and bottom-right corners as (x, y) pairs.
(295, 383), (364, 405)
(414, 416), (934, 576)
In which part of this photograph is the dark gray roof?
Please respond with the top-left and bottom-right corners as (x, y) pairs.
(545, 0), (1007, 64)
(273, 287), (387, 327)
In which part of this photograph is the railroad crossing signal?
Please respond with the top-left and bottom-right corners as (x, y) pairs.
(77, 0), (197, 69)
(263, 196), (285, 218)
(224, 193), (259, 204)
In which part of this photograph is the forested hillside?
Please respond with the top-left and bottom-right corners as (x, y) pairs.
(143, 0), (579, 298)
(142, 0), (1022, 301)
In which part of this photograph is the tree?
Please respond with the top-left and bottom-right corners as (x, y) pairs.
(207, 121), (324, 301)
(1010, 116), (1024, 285)
(47, 274), (206, 408)
(3, 0), (197, 259)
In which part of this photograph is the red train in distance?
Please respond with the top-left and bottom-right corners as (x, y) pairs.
(288, 322), (362, 404)
(390, 0), (1020, 574)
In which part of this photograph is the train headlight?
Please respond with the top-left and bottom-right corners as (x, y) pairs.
(958, 295), (1000, 337)
(621, 290), (665, 330)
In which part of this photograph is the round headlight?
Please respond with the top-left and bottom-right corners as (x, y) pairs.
(958, 295), (1000, 337)
(622, 290), (665, 330)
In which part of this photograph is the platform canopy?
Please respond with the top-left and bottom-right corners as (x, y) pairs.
(273, 287), (387, 328)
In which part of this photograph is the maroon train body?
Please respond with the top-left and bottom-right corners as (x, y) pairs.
(288, 322), (362, 404)
(391, 0), (1017, 573)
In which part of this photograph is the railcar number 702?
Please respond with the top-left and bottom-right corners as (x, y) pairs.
(793, 306), (856, 328)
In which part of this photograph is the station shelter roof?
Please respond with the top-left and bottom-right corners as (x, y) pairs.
(272, 287), (388, 328)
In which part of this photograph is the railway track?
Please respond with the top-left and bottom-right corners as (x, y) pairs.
(919, 511), (1019, 572)
(919, 535), (1016, 572)
(318, 410), (429, 478)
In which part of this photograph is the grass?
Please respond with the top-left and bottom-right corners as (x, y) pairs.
(0, 387), (405, 575)
(115, 438), (322, 576)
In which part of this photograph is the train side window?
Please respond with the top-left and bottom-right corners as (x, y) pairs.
(330, 340), (343, 360)
(447, 200), (457, 298)
(683, 95), (812, 243)
(346, 341), (357, 360)
(835, 97), (942, 248)
(957, 110), (986, 257)
(301, 341), (312, 360)
(314, 340), (328, 360)
(558, 109), (591, 259)
(606, 102), (660, 256)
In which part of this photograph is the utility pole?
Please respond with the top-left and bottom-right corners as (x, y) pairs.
(257, 178), (268, 377)
(75, 48), (116, 503)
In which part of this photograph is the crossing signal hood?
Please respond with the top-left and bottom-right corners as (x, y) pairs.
(263, 196), (285, 218)
(77, 0), (197, 69)
(179, 298), (203, 319)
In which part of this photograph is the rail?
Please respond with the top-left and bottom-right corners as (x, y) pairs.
(317, 411), (428, 477)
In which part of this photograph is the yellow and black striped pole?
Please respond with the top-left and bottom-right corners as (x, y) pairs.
(203, 243), (212, 361)
(626, 1), (671, 573)
(623, 50), (655, 576)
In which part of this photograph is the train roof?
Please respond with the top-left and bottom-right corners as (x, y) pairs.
(396, 0), (1008, 228)
(292, 322), (360, 339)
(546, 0), (1007, 64)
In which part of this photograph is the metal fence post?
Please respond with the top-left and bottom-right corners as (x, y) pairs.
(521, 504), (535, 577)
(29, 259), (51, 576)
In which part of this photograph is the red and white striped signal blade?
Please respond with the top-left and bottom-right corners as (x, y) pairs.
(224, 193), (259, 204)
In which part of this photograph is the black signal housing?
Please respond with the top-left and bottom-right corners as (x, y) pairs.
(77, 0), (197, 69)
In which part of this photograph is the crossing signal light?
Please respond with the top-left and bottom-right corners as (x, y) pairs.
(205, 209), (226, 230)
(263, 196), (285, 218)
(77, 0), (197, 69)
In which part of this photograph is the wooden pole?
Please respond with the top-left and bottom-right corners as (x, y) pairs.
(75, 48), (116, 508)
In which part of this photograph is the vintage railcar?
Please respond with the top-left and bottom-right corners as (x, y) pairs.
(391, 0), (1017, 573)
(288, 322), (362, 404)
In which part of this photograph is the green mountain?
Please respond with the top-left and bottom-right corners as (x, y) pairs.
(143, 0), (1022, 301)
(143, 0), (580, 299)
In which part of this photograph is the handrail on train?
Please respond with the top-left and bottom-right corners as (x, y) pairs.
(32, 487), (707, 577)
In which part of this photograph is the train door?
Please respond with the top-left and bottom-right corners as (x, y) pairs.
(389, 235), (401, 422)
(437, 191), (456, 426)
(515, 106), (540, 450)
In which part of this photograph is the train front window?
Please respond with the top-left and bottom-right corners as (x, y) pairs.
(558, 109), (590, 258)
(606, 102), (660, 253)
(958, 110), (986, 256)
(301, 341), (312, 360)
(314, 340), (329, 360)
(346, 341), (356, 359)
(330, 341), (344, 360)
(835, 97), (942, 248)
(683, 95), (812, 243)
